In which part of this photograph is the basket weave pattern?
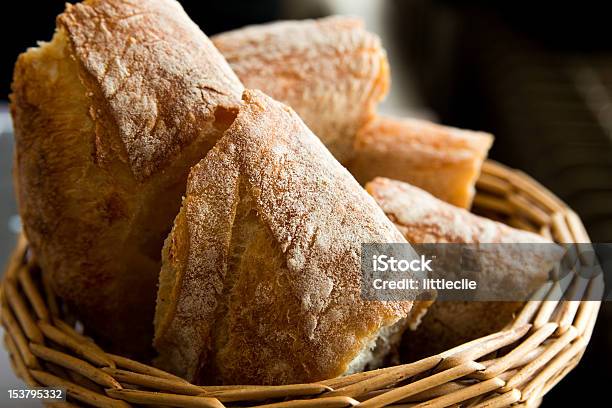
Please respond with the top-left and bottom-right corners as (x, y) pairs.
(0, 161), (601, 408)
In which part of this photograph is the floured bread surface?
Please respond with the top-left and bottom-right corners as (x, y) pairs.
(58, 0), (243, 179)
(350, 116), (493, 208)
(154, 90), (418, 385)
(10, 0), (243, 354)
(212, 16), (389, 163)
(366, 178), (558, 359)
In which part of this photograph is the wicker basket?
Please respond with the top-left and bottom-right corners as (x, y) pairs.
(0, 160), (601, 408)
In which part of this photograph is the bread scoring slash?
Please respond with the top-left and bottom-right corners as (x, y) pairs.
(154, 90), (424, 385)
(10, 0), (243, 355)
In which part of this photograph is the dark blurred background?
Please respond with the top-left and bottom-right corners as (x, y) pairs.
(1, 1), (610, 405)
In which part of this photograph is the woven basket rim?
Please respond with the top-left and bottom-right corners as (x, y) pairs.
(0, 160), (601, 408)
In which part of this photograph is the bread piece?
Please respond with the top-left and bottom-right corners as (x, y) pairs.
(212, 16), (389, 163)
(366, 178), (557, 360)
(350, 116), (493, 208)
(154, 90), (420, 385)
(10, 0), (243, 354)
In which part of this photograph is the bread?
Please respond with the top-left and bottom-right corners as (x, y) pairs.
(213, 23), (489, 208)
(10, 0), (243, 354)
(212, 16), (389, 163)
(350, 116), (493, 208)
(154, 90), (421, 385)
(366, 178), (558, 360)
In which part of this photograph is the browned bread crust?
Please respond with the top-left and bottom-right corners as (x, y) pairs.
(57, 0), (243, 179)
(366, 178), (557, 360)
(154, 90), (417, 385)
(10, 0), (243, 354)
(350, 116), (493, 208)
(212, 16), (389, 163)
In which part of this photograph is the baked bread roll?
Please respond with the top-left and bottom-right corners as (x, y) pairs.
(214, 23), (490, 208)
(212, 16), (389, 163)
(154, 90), (421, 385)
(11, 0), (243, 354)
(350, 116), (493, 208)
(366, 178), (558, 360)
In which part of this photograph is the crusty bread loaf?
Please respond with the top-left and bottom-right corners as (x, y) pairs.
(366, 178), (558, 360)
(154, 90), (420, 385)
(212, 16), (389, 163)
(350, 116), (493, 208)
(10, 0), (243, 354)
(214, 25), (489, 208)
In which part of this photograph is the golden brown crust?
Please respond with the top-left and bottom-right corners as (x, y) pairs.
(154, 90), (416, 385)
(366, 178), (547, 244)
(58, 0), (243, 180)
(366, 178), (557, 359)
(11, 0), (243, 354)
(350, 116), (493, 208)
(212, 16), (389, 163)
